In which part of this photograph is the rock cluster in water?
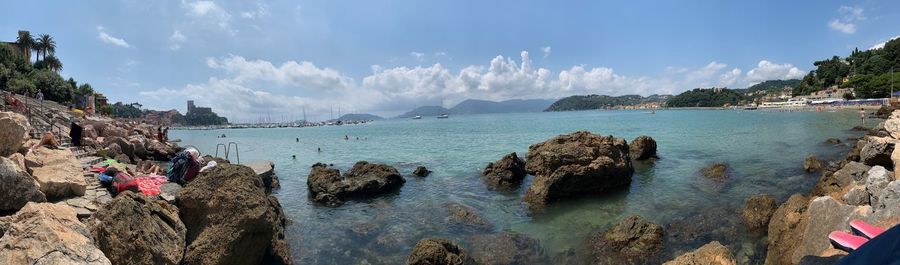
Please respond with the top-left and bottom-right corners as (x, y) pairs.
(482, 152), (527, 189)
(307, 161), (406, 207)
(523, 131), (635, 211)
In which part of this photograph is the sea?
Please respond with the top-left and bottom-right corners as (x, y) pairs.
(170, 109), (866, 264)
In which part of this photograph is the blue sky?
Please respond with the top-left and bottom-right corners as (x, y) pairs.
(2, 0), (899, 120)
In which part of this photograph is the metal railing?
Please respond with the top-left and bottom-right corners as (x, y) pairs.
(214, 142), (241, 164)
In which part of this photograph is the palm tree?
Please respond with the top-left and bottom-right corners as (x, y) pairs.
(15, 31), (34, 62)
(36, 34), (55, 61)
(43, 54), (62, 72)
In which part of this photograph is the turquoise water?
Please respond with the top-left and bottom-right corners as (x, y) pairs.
(171, 110), (863, 264)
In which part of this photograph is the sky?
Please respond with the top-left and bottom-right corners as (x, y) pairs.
(2, 0), (899, 121)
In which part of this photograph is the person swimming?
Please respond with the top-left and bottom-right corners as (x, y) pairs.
(292, 155), (296, 159)
(296, 138), (299, 142)
(317, 147), (322, 152)
(344, 135), (349, 140)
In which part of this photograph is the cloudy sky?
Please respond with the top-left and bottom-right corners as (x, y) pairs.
(2, 0), (899, 121)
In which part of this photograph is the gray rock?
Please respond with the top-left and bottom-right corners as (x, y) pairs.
(792, 196), (873, 264)
(866, 166), (895, 206)
(803, 155), (823, 172)
(444, 203), (492, 231)
(629, 135), (658, 160)
(860, 138), (895, 169)
(843, 185), (870, 206)
(0, 157), (46, 210)
(244, 160), (280, 193)
(482, 152), (527, 189)
(874, 180), (900, 213)
(160, 183), (182, 203)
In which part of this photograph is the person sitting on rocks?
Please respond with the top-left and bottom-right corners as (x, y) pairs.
(166, 148), (203, 185)
(28, 132), (60, 154)
(136, 160), (162, 175)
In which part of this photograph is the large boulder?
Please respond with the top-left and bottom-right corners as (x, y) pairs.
(177, 163), (292, 265)
(884, 111), (900, 139)
(405, 238), (475, 265)
(0, 157), (46, 210)
(0, 112), (28, 157)
(663, 241), (736, 265)
(629, 135), (658, 160)
(245, 160), (280, 193)
(0, 202), (110, 264)
(482, 152), (527, 189)
(101, 126), (128, 138)
(843, 185), (870, 206)
(24, 147), (87, 199)
(106, 137), (135, 160)
(307, 161), (405, 207)
(523, 131), (633, 211)
(128, 135), (149, 159)
(444, 202), (492, 231)
(146, 140), (177, 160)
(803, 155), (823, 173)
(584, 215), (663, 264)
(743, 194), (777, 232)
(791, 196), (873, 264)
(413, 166), (432, 177)
(764, 194), (810, 265)
(860, 137), (895, 169)
(873, 180), (900, 213)
(811, 161), (870, 198)
(89, 191), (186, 265)
(866, 166), (895, 207)
(470, 231), (549, 265)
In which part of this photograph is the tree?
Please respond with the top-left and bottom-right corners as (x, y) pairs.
(36, 34), (55, 61)
(15, 31), (34, 62)
(42, 54), (62, 72)
(30, 70), (73, 102)
(74, 83), (94, 96)
(6, 76), (36, 95)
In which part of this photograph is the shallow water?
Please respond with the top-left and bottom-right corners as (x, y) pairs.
(171, 109), (863, 264)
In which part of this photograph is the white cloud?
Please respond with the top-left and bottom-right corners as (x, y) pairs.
(169, 29), (187, 51)
(745, 60), (806, 84)
(241, 1), (269, 19)
(541, 46), (551, 58)
(182, 0), (234, 35)
(205, 55), (353, 91)
(829, 6), (865, 34)
(719, 68), (742, 86)
(96, 26), (131, 48)
(410, 52), (425, 62)
(870, 36), (900, 50)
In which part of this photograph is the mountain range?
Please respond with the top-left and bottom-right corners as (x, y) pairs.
(396, 99), (555, 118)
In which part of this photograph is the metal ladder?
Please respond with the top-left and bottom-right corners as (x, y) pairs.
(214, 142), (241, 164)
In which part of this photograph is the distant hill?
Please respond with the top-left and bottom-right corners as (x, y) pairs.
(338, 113), (383, 121)
(397, 106), (450, 118)
(733, 79), (800, 94)
(545, 94), (669, 111)
(665, 88), (747, 107)
(449, 99), (555, 114)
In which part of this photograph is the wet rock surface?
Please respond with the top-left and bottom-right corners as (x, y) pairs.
(307, 161), (405, 207)
(89, 191), (186, 265)
(482, 152), (527, 189)
(803, 155), (823, 172)
(444, 202), (492, 231)
(470, 231), (549, 265)
(699, 163), (729, 180)
(0, 202), (110, 264)
(413, 166), (432, 177)
(742, 195), (777, 232)
(177, 163), (292, 265)
(405, 238), (475, 265)
(523, 131), (633, 211)
(584, 215), (664, 265)
(629, 135), (658, 160)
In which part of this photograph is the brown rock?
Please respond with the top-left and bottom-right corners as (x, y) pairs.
(0, 202), (110, 264)
(405, 238), (475, 265)
(24, 147), (87, 199)
(89, 191), (186, 265)
(585, 215), (663, 265)
(803, 155), (823, 173)
(307, 161), (405, 207)
(742, 195), (777, 232)
(178, 164), (292, 265)
(663, 241), (736, 265)
(0, 112), (28, 157)
(700, 163), (729, 180)
(523, 131), (633, 211)
(470, 231), (549, 265)
(482, 152), (527, 189)
(629, 135), (658, 160)
(444, 202), (492, 231)
(0, 157), (46, 210)
(764, 194), (810, 265)
(413, 166), (432, 177)
(824, 138), (841, 145)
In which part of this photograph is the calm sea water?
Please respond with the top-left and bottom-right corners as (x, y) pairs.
(171, 109), (864, 264)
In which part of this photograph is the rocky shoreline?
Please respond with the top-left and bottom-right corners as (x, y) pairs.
(0, 110), (292, 265)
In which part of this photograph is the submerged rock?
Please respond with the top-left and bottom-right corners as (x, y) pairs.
(629, 135), (658, 160)
(25, 146), (87, 199)
(444, 202), (492, 231)
(413, 166), (432, 177)
(585, 215), (663, 264)
(0, 202), (110, 264)
(178, 163), (292, 265)
(405, 238), (475, 265)
(663, 241), (736, 265)
(742, 195), (777, 232)
(89, 191), (186, 265)
(700, 163), (729, 180)
(307, 162), (405, 207)
(482, 152), (527, 189)
(0, 157), (45, 210)
(0, 112), (28, 157)
(803, 155), (823, 172)
(824, 138), (842, 145)
(523, 131), (633, 211)
(470, 231), (549, 265)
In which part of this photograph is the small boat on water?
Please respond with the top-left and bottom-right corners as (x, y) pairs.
(437, 113), (449, 119)
(412, 115), (422, 120)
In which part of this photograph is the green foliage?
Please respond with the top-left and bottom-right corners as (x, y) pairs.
(75, 83), (94, 96)
(30, 70), (72, 102)
(736, 79), (800, 94)
(6, 76), (35, 95)
(795, 38), (900, 96)
(666, 88), (748, 107)
(545, 94), (668, 111)
(842, 72), (900, 99)
(108, 102), (143, 118)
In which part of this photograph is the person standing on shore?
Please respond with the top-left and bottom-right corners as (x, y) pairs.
(859, 108), (866, 126)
